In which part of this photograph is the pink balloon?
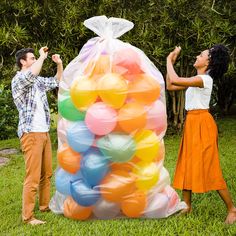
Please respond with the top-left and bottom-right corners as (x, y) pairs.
(144, 193), (169, 218)
(85, 102), (117, 135)
(145, 100), (167, 136)
(163, 185), (179, 210)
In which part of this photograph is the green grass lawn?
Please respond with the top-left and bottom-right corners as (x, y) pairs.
(0, 117), (236, 235)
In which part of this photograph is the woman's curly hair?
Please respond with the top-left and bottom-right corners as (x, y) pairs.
(207, 44), (230, 81)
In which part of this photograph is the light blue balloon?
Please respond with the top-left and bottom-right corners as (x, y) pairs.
(97, 132), (136, 163)
(70, 179), (100, 207)
(66, 121), (95, 153)
(55, 168), (82, 196)
(81, 148), (109, 187)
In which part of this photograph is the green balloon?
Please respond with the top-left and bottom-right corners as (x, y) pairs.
(58, 96), (85, 121)
(97, 132), (136, 163)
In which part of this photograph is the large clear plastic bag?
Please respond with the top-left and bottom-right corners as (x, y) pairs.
(50, 16), (187, 220)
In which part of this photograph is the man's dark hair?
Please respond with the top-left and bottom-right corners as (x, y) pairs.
(15, 48), (34, 69)
(207, 44), (230, 81)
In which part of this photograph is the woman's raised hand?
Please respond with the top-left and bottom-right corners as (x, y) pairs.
(167, 46), (181, 64)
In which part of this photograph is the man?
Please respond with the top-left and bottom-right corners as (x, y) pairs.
(11, 46), (63, 225)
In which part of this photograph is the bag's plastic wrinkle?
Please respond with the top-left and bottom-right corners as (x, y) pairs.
(50, 15), (187, 220)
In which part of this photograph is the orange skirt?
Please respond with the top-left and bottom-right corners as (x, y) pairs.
(172, 109), (226, 193)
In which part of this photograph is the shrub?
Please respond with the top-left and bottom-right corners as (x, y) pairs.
(0, 84), (18, 140)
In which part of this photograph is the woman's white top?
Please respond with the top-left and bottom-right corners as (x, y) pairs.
(185, 74), (213, 111)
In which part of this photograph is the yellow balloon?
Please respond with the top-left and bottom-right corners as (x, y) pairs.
(70, 76), (97, 111)
(97, 73), (128, 109)
(133, 161), (159, 191)
(134, 130), (159, 162)
(84, 55), (110, 79)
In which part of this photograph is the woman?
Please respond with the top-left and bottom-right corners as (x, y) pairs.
(166, 44), (236, 224)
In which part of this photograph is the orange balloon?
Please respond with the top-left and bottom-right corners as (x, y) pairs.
(110, 162), (134, 172)
(63, 196), (92, 220)
(118, 103), (147, 133)
(57, 144), (81, 174)
(112, 65), (128, 76)
(113, 48), (142, 75)
(70, 76), (97, 111)
(100, 170), (136, 202)
(97, 73), (128, 109)
(128, 74), (161, 105)
(121, 191), (147, 218)
(113, 122), (123, 132)
(110, 156), (139, 172)
(85, 55), (110, 78)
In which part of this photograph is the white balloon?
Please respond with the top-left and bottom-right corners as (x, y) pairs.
(144, 193), (169, 218)
(49, 191), (67, 214)
(57, 118), (73, 145)
(93, 198), (120, 219)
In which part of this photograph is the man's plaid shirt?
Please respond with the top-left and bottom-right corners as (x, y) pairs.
(11, 70), (59, 138)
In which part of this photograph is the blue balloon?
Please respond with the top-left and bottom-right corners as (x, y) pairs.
(81, 148), (109, 187)
(70, 179), (100, 207)
(55, 168), (82, 196)
(66, 121), (95, 153)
